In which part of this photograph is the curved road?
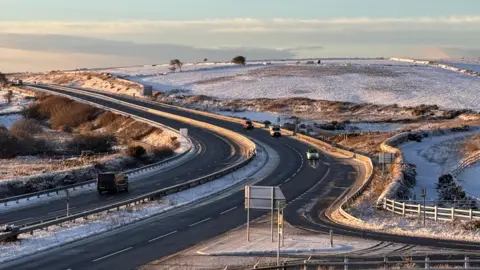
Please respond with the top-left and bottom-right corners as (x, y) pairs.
(0, 89), (245, 227)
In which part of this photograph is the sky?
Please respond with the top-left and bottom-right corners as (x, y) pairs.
(1, 0), (479, 71)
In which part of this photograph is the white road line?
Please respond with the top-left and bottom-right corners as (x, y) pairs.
(220, 206), (237, 215)
(189, 217), (211, 227)
(92, 247), (133, 262)
(284, 178), (291, 183)
(47, 207), (76, 215)
(148, 230), (178, 243)
(10, 217), (33, 224)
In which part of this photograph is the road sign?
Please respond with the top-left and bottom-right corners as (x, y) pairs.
(179, 128), (188, 137)
(244, 186), (286, 210)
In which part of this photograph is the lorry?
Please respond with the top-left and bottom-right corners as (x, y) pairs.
(97, 172), (129, 194)
(269, 125), (281, 137)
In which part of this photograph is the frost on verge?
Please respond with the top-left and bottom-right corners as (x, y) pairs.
(0, 146), (266, 263)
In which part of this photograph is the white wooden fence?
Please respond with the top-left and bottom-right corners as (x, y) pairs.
(379, 197), (480, 221)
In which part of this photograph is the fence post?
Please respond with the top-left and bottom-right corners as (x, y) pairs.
(402, 202), (405, 216)
(451, 207), (454, 220)
(383, 256), (388, 269)
(425, 257), (430, 269)
(465, 256), (470, 269)
(418, 204), (421, 216)
(469, 209), (473, 220)
(383, 198), (387, 209)
(392, 200), (396, 213)
(434, 206), (438, 221)
(344, 257), (348, 270)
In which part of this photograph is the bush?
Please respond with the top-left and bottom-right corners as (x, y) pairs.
(10, 119), (43, 137)
(68, 134), (116, 153)
(35, 96), (99, 129)
(126, 145), (146, 158)
(3, 90), (13, 104)
(21, 103), (46, 120)
(0, 130), (20, 158)
(232, 56), (246, 65)
(463, 220), (480, 231)
(150, 147), (174, 159)
(120, 121), (156, 140)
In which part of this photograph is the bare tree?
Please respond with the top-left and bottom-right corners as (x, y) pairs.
(169, 59), (183, 71)
(203, 58), (208, 62)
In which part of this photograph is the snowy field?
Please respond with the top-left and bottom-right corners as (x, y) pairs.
(400, 131), (479, 200)
(102, 59), (480, 111)
(457, 164), (480, 199)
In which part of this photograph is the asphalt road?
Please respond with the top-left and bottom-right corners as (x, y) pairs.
(5, 85), (479, 270)
(0, 88), (245, 227)
(1, 86), (342, 270)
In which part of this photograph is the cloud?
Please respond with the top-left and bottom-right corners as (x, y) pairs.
(0, 34), (294, 69)
(0, 16), (479, 36)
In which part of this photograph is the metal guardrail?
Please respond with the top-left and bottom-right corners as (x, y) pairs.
(0, 147), (193, 206)
(0, 88), (195, 206)
(252, 256), (480, 270)
(0, 150), (255, 241)
(49, 83), (374, 224)
(0, 84), (256, 241)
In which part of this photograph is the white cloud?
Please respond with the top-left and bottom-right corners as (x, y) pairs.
(0, 16), (479, 36)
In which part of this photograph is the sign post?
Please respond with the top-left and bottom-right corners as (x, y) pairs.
(330, 229), (333, 248)
(244, 185), (286, 244)
(66, 189), (70, 217)
(421, 188), (426, 227)
(378, 152), (395, 174)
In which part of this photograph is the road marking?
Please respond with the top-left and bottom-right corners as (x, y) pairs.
(189, 217), (211, 227)
(92, 247), (132, 262)
(148, 230), (178, 243)
(48, 207), (76, 215)
(284, 178), (291, 183)
(220, 207), (237, 215)
(10, 217), (33, 224)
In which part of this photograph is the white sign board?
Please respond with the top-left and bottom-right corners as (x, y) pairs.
(179, 128), (188, 137)
(245, 186), (285, 210)
(378, 152), (395, 164)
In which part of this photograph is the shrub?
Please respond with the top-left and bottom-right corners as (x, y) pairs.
(126, 145), (146, 158)
(232, 56), (246, 65)
(0, 72), (7, 87)
(463, 220), (480, 231)
(3, 90), (13, 104)
(21, 103), (46, 120)
(68, 134), (116, 153)
(0, 130), (20, 158)
(150, 147), (174, 159)
(10, 119), (43, 137)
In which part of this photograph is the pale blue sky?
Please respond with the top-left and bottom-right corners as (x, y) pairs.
(1, 0), (479, 71)
(1, 0), (479, 21)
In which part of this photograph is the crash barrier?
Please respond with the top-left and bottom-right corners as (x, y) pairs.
(0, 150), (255, 241)
(379, 197), (480, 221)
(0, 146), (194, 207)
(30, 84), (255, 158)
(0, 88), (195, 206)
(32, 84), (369, 223)
(0, 85), (256, 240)
(252, 256), (480, 270)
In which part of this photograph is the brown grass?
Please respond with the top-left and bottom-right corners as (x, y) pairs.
(463, 134), (480, 155)
(332, 132), (395, 155)
(10, 119), (43, 138)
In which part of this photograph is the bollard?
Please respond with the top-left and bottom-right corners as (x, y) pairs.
(465, 256), (470, 269)
(384, 257), (388, 269)
(344, 257), (348, 270)
(425, 257), (430, 269)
